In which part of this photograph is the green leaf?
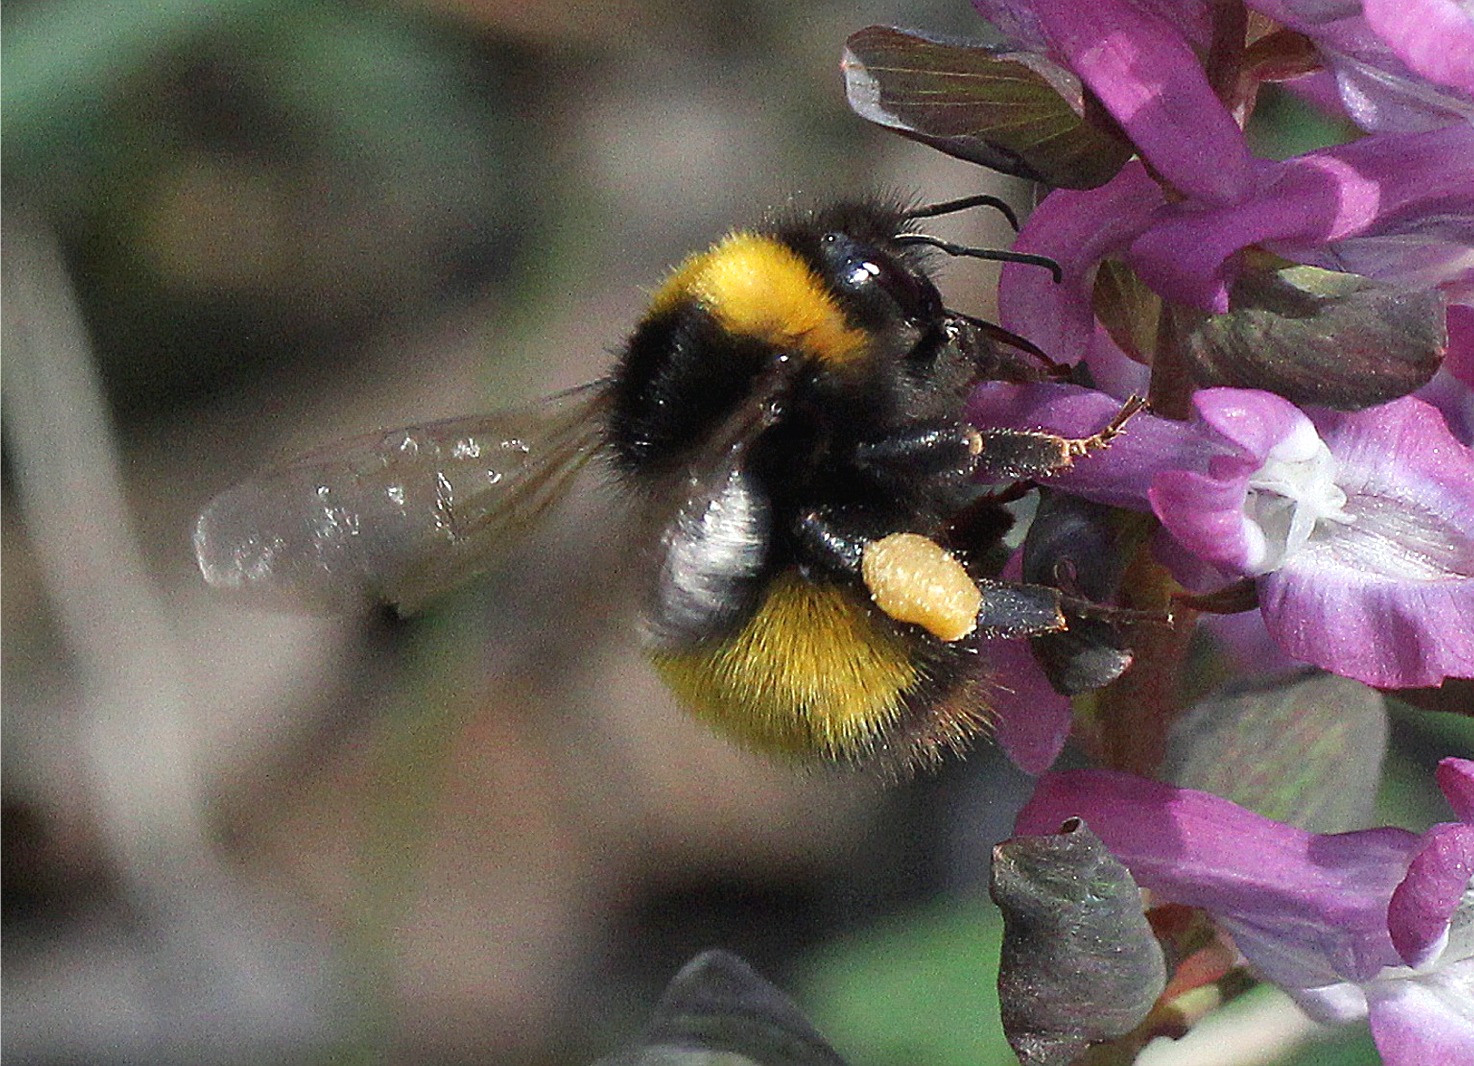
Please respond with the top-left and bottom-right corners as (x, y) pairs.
(842, 26), (1133, 189)
(990, 821), (1166, 1066)
(2, 0), (285, 159)
(1164, 671), (1389, 832)
(1177, 263), (1447, 410)
(1281, 1024), (1382, 1066)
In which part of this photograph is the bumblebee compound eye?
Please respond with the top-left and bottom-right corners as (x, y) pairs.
(818, 232), (942, 325)
(861, 532), (980, 642)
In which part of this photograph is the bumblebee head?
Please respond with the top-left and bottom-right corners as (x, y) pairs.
(774, 205), (948, 369)
(609, 197), (1055, 472)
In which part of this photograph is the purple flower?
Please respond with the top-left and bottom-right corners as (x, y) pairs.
(1360, 0), (1474, 98)
(971, 0), (1253, 203)
(974, 0), (1474, 151)
(1013, 758), (1474, 1064)
(985, 631), (1075, 776)
(1254, 0), (1474, 129)
(960, 7), (1474, 689)
(998, 125), (1474, 350)
(966, 5), (1474, 409)
(996, 161), (1164, 371)
(1129, 123), (1474, 313)
(1152, 390), (1474, 686)
(1421, 304), (1474, 444)
(969, 382), (1474, 687)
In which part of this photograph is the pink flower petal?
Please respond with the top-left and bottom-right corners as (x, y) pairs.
(1022, 0), (1252, 203)
(1191, 388), (1310, 461)
(1148, 394), (1474, 687)
(1259, 399), (1474, 686)
(985, 636), (1074, 775)
(1259, 567), (1474, 687)
(1365, 959), (1474, 1065)
(1149, 468), (1257, 571)
(1363, 0), (1474, 97)
(1130, 126), (1474, 311)
(1418, 306), (1474, 445)
(1387, 822), (1474, 968)
(1015, 769), (1421, 985)
(1249, 0), (1474, 131)
(999, 163), (1165, 365)
(1437, 758), (1474, 824)
(1149, 390), (1317, 575)
(1449, 307), (1474, 390)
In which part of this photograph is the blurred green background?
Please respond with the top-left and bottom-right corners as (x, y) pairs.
(3, 2), (1452, 1063)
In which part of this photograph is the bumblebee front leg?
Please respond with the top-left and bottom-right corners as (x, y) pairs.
(979, 396), (1145, 480)
(852, 421), (985, 487)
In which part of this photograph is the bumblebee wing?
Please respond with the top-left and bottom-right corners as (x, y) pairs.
(194, 382), (610, 613)
(642, 367), (791, 650)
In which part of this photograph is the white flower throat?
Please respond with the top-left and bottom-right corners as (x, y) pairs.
(1241, 419), (1354, 576)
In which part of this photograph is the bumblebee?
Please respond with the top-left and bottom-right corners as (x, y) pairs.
(195, 195), (1131, 766)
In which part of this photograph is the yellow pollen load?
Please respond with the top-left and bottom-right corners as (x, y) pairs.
(652, 573), (920, 759)
(862, 533), (981, 642)
(649, 232), (869, 365)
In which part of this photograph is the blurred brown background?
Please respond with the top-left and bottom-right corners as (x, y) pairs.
(13, 2), (1451, 1063)
(4, 2), (1040, 1063)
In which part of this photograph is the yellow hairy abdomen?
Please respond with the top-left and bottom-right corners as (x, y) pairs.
(653, 572), (919, 759)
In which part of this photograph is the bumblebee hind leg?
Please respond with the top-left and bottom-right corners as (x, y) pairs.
(795, 510), (1069, 645)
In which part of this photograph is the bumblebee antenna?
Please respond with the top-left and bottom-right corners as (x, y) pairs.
(906, 194), (1019, 231)
(892, 234), (1064, 284)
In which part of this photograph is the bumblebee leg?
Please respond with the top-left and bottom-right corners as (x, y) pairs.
(794, 511), (983, 641)
(1062, 394), (1146, 458)
(974, 577), (1068, 638)
(853, 422), (982, 485)
(795, 507), (1069, 644)
(793, 507), (872, 573)
(858, 536), (1072, 644)
(977, 396), (1145, 480)
(861, 532), (982, 642)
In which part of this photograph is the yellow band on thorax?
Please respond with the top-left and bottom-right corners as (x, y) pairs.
(649, 232), (868, 365)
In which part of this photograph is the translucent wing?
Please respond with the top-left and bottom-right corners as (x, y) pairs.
(194, 382), (610, 613)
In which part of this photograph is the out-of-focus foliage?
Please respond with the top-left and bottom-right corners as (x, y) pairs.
(799, 901), (1017, 1066)
(1281, 1027), (1380, 1065)
(1164, 672), (1389, 833)
(595, 950), (848, 1066)
(6, 0), (533, 415)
